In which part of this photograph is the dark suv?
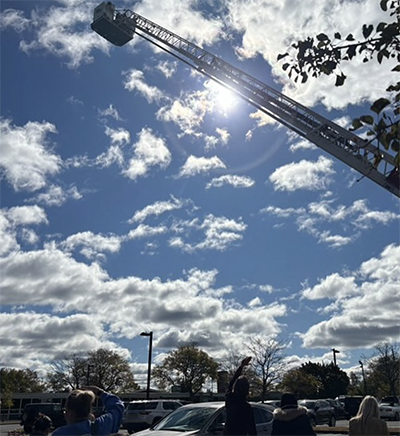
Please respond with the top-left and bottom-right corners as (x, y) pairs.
(20, 403), (66, 433)
(298, 399), (336, 427)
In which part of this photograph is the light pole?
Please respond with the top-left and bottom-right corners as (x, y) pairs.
(359, 360), (367, 394)
(140, 331), (153, 400)
(332, 348), (340, 366)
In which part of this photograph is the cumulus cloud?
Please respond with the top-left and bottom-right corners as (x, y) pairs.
(128, 196), (185, 223)
(269, 156), (336, 191)
(300, 244), (400, 348)
(0, 119), (61, 192)
(58, 231), (122, 261)
(178, 155), (226, 178)
(262, 197), (399, 248)
(123, 69), (165, 104)
(123, 128), (171, 180)
(33, 185), (82, 207)
(18, 3), (111, 68)
(206, 175), (255, 189)
(169, 214), (247, 252)
(225, 0), (395, 109)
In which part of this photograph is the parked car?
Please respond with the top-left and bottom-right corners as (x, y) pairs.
(259, 400), (281, 409)
(298, 399), (336, 427)
(20, 403), (66, 433)
(379, 400), (400, 421)
(134, 401), (275, 436)
(123, 399), (183, 433)
(325, 398), (346, 420)
(343, 396), (364, 419)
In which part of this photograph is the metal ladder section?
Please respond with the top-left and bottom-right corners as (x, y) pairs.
(115, 9), (399, 197)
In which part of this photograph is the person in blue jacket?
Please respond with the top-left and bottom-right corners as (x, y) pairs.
(52, 386), (124, 436)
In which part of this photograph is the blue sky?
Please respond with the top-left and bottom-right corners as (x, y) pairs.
(0, 0), (399, 388)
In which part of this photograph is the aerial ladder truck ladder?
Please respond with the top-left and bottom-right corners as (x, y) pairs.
(91, 2), (399, 198)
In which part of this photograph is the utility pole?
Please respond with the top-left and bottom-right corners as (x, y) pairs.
(332, 348), (340, 366)
(359, 360), (367, 395)
(140, 331), (153, 400)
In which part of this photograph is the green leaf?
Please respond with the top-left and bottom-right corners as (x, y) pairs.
(317, 33), (329, 41)
(282, 63), (290, 71)
(391, 65), (400, 72)
(334, 32), (341, 40)
(380, 0), (389, 11)
(346, 34), (355, 41)
(377, 22), (386, 32)
(371, 98), (391, 113)
(391, 140), (399, 152)
(277, 53), (288, 61)
(362, 24), (374, 39)
(350, 118), (363, 130)
(360, 115), (374, 125)
(335, 73), (346, 86)
(301, 72), (308, 83)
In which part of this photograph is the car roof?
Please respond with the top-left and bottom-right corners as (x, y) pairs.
(127, 399), (182, 403)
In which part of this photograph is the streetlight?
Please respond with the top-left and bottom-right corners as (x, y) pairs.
(332, 348), (340, 366)
(359, 360), (367, 394)
(140, 331), (153, 400)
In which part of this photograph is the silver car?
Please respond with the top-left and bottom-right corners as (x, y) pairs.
(134, 401), (274, 436)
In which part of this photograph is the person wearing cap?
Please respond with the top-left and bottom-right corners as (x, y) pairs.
(52, 386), (124, 436)
(271, 392), (316, 436)
(224, 356), (256, 436)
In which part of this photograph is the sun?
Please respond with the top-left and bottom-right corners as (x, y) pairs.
(206, 80), (239, 114)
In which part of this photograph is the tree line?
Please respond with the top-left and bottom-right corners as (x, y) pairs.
(1, 339), (399, 407)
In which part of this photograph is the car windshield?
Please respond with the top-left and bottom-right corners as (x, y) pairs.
(299, 401), (315, 409)
(153, 407), (217, 432)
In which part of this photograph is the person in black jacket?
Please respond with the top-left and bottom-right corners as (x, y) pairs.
(224, 356), (256, 436)
(271, 393), (316, 436)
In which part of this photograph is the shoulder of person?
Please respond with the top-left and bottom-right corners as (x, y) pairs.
(273, 406), (306, 422)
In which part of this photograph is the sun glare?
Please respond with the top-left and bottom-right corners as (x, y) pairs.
(206, 81), (239, 114)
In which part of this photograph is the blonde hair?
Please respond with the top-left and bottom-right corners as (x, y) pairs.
(355, 396), (380, 433)
(66, 389), (96, 421)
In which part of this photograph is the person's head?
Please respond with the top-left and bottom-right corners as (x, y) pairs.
(280, 393), (298, 409)
(64, 389), (96, 424)
(31, 414), (52, 436)
(233, 375), (250, 398)
(356, 395), (380, 420)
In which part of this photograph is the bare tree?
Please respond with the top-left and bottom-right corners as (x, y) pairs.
(246, 336), (287, 401)
(367, 342), (400, 397)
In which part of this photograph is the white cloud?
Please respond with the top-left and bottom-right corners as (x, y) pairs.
(135, 0), (223, 48)
(155, 60), (178, 78)
(178, 155), (226, 178)
(128, 196), (184, 223)
(0, 119), (61, 192)
(206, 175), (255, 189)
(99, 105), (123, 121)
(169, 214), (247, 252)
(18, 3), (111, 68)
(0, 8), (30, 32)
(301, 243), (400, 348)
(269, 156), (336, 191)
(123, 69), (164, 104)
(262, 197), (399, 248)
(156, 90), (212, 137)
(105, 127), (128, 145)
(127, 224), (168, 240)
(225, 0), (395, 109)
(34, 185), (82, 207)
(5, 205), (48, 226)
(123, 128), (171, 180)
